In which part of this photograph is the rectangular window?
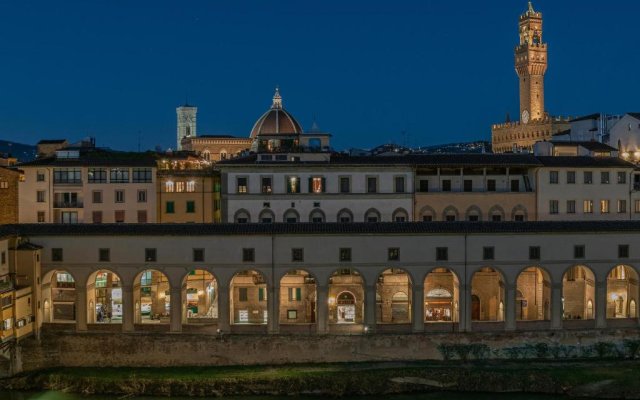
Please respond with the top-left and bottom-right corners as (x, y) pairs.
(137, 210), (147, 223)
(36, 190), (45, 202)
(529, 246), (541, 261)
(186, 200), (195, 213)
(166, 201), (175, 214)
(339, 248), (352, 262)
(567, 200), (576, 214)
(287, 310), (297, 320)
(367, 177), (378, 193)
(53, 168), (82, 184)
(309, 176), (325, 193)
(584, 171), (593, 184)
(619, 245), (630, 259)
(291, 248), (304, 262)
(0, 252), (4, 265)
(286, 176), (300, 194)
(261, 177), (272, 194)
(288, 287), (302, 302)
(487, 179), (496, 192)
(0, 181), (7, 189)
(567, 171), (576, 184)
(463, 180), (473, 192)
(88, 168), (107, 183)
(395, 176), (406, 193)
(388, 247), (400, 261)
(583, 200), (593, 214)
(601, 172), (610, 184)
(92, 211), (103, 223)
(635, 200), (640, 214)
(236, 177), (248, 193)
(549, 171), (559, 184)
(483, 246), (494, 260)
(52, 248), (63, 262)
(115, 190), (125, 203)
(600, 199), (610, 214)
(618, 172), (627, 184)
(618, 200), (627, 214)
(99, 248), (110, 262)
(114, 210), (125, 223)
(549, 200), (559, 214)
(109, 168), (129, 183)
(176, 182), (185, 192)
(239, 288), (248, 302)
(36, 171), (45, 182)
(37, 211), (45, 222)
(258, 287), (266, 302)
(186, 181), (195, 192)
(145, 248), (157, 262)
(442, 180), (451, 192)
(242, 248), (255, 262)
(436, 247), (448, 261)
(339, 177), (350, 193)
(193, 248), (204, 262)
(132, 168), (152, 183)
(165, 181), (175, 193)
(419, 179), (429, 193)
(510, 179), (520, 192)
(92, 190), (102, 204)
(137, 190), (147, 203)
(574, 245), (585, 259)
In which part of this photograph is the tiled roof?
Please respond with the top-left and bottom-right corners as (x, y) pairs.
(17, 151), (157, 167)
(570, 113), (601, 123)
(549, 141), (617, 152)
(535, 156), (633, 168)
(5, 221), (640, 237)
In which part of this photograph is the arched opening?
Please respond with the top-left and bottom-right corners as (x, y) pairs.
(516, 267), (551, 321)
(364, 209), (381, 223)
(465, 206), (482, 222)
(309, 209), (325, 223)
(562, 266), (596, 320)
(329, 269), (364, 324)
(202, 150), (211, 161)
(183, 270), (218, 323)
(42, 270), (76, 323)
(376, 269), (412, 324)
(488, 206), (505, 222)
(419, 206), (436, 222)
(391, 208), (409, 223)
(258, 209), (275, 223)
(134, 270), (170, 324)
(511, 205), (528, 222)
(230, 270), (267, 325)
(606, 265), (639, 319)
(87, 270), (122, 324)
(424, 268), (459, 322)
(442, 206), (458, 222)
(280, 270), (316, 324)
(234, 209), (250, 223)
(283, 209), (300, 223)
(337, 209), (354, 223)
(471, 267), (505, 321)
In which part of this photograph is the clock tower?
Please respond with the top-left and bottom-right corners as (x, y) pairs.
(515, 1), (547, 124)
(176, 104), (197, 150)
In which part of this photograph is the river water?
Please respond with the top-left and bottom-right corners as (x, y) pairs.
(0, 391), (585, 400)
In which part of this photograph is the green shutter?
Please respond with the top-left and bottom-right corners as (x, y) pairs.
(259, 287), (264, 301)
(296, 287), (302, 301)
(166, 201), (174, 213)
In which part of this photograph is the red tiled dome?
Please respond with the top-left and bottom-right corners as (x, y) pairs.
(250, 88), (303, 138)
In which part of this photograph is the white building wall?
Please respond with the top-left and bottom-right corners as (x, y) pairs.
(610, 114), (640, 155)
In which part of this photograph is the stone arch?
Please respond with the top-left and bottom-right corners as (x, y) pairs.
(337, 208), (354, 223)
(442, 206), (459, 222)
(376, 268), (412, 324)
(219, 149), (228, 160)
(465, 205), (483, 222)
(230, 270), (268, 325)
(516, 266), (551, 321)
(419, 205), (437, 222)
(364, 208), (381, 223)
(488, 205), (505, 222)
(471, 267), (505, 321)
(202, 150), (211, 161)
(391, 208), (409, 222)
(283, 208), (300, 223)
(87, 269), (123, 324)
(606, 264), (639, 319)
(279, 269), (317, 324)
(328, 269), (365, 325)
(42, 269), (77, 323)
(133, 269), (171, 324)
(511, 204), (529, 222)
(424, 267), (460, 323)
(234, 208), (251, 223)
(309, 208), (326, 223)
(562, 265), (596, 320)
(258, 209), (275, 223)
(182, 269), (218, 323)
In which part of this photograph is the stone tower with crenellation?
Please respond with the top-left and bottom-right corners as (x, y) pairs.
(491, 2), (569, 153)
(177, 105), (197, 150)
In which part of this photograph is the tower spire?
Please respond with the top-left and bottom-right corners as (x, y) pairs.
(528, 1), (535, 13)
(272, 86), (282, 109)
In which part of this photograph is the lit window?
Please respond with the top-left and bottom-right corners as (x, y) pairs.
(600, 200), (610, 214)
(311, 177), (324, 193)
(176, 182), (185, 193)
(583, 200), (593, 214)
(186, 181), (195, 193)
(165, 181), (175, 193)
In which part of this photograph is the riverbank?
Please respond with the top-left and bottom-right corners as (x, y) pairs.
(2, 360), (640, 398)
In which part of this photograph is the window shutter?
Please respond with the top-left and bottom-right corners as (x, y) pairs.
(296, 287), (302, 301)
(308, 177), (313, 193)
(321, 177), (326, 193)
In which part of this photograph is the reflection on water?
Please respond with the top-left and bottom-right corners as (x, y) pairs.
(0, 391), (579, 400)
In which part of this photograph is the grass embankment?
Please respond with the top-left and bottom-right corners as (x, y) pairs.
(2, 360), (640, 398)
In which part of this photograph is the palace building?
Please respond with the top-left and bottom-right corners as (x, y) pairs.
(491, 2), (570, 153)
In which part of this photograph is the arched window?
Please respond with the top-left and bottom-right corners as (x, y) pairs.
(488, 205), (505, 222)
(202, 150), (211, 161)
(419, 206), (436, 222)
(309, 209), (325, 223)
(220, 150), (228, 160)
(442, 206), (458, 222)
(337, 209), (353, 223)
(283, 209), (300, 223)
(392, 208), (408, 222)
(234, 209), (251, 223)
(259, 209), (274, 223)
(511, 205), (528, 222)
(465, 206), (482, 222)
(364, 208), (381, 223)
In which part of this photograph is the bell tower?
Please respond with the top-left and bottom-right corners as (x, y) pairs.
(515, 1), (547, 124)
(176, 104), (197, 150)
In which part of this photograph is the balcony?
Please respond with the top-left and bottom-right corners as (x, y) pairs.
(53, 200), (83, 208)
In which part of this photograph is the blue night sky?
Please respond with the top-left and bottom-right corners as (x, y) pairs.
(0, 0), (638, 151)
